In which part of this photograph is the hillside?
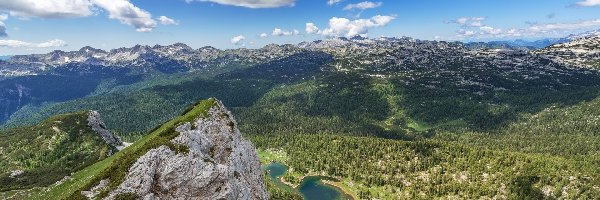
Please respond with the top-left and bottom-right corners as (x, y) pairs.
(30, 98), (267, 200)
(251, 134), (600, 199)
(535, 34), (600, 68)
(0, 110), (122, 192)
(1, 38), (600, 199)
(5, 38), (600, 136)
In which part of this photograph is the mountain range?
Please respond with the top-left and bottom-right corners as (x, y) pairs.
(1, 33), (600, 199)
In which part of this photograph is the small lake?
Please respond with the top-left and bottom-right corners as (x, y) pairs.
(264, 162), (354, 200)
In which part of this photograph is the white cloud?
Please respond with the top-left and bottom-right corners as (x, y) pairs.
(449, 17), (486, 27)
(454, 18), (600, 39)
(0, 39), (67, 48)
(457, 29), (476, 37)
(37, 39), (67, 48)
(272, 28), (299, 36)
(259, 33), (268, 38)
(230, 35), (245, 45)
(305, 23), (320, 34)
(479, 26), (502, 35)
(313, 15), (395, 37)
(0, 39), (29, 48)
(192, 0), (295, 8)
(0, 0), (158, 32)
(92, 0), (157, 32)
(343, 1), (382, 11)
(0, 0), (94, 18)
(327, 0), (343, 5)
(158, 16), (179, 25)
(576, 0), (600, 6)
(527, 19), (600, 33)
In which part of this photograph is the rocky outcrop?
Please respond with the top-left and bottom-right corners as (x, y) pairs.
(87, 110), (124, 149)
(106, 100), (268, 200)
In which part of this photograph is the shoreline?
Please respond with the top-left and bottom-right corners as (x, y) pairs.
(280, 173), (359, 200)
(263, 161), (358, 200)
(322, 180), (359, 200)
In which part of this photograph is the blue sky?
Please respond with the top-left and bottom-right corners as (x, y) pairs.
(0, 0), (599, 55)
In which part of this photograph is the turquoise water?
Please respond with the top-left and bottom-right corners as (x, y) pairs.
(299, 176), (353, 200)
(265, 162), (294, 190)
(266, 162), (288, 179)
(264, 162), (353, 200)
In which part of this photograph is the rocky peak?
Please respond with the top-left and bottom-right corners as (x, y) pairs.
(78, 46), (107, 56)
(87, 110), (124, 149)
(169, 42), (193, 50)
(106, 100), (268, 200)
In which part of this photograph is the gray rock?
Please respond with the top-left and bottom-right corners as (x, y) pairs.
(81, 179), (110, 199)
(87, 110), (123, 148)
(106, 100), (268, 200)
(9, 170), (23, 178)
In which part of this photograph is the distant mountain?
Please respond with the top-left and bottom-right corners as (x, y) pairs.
(0, 34), (598, 131)
(0, 43), (304, 78)
(1, 36), (600, 199)
(0, 110), (122, 191)
(535, 34), (600, 68)
(564, 29), (600, 40)
(467, 38), (569, 50)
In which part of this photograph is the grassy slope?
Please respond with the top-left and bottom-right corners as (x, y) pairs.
(29, 98), (216, 200)
(0, 111), (111, 192)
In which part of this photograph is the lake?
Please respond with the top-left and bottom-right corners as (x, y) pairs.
(264, 162), (354, 200)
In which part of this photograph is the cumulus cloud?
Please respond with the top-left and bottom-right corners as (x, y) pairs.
(343, 1), (382, 11)
(479, 26), (502, 35)
(230, 35), (245, 45)
(576, 0), (600, 6)
(449, 17), (486, 27)
(0, 0), (94, 18)
(457, 29), (476, 37)
(158, 16), (179, 25)
(259, 33), (268, 38)
(0, 39), (67, 48)
(305, 23), (320, 34)
(92, 0), (157, 32)
(327, 0), (343, 5)
(0, 0), (158, 32)
(310, 15), (395, 37)
(0, 14), (7, 37)
(191, 0), (295, 8)
(272, 28), (299, 36)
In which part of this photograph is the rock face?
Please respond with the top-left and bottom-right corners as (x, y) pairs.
(107, 100), (268, 200)
(87, 110), (123, 148)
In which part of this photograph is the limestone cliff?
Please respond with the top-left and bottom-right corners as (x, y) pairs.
(87, 110), (124, 150)
(105, 100), (268, 200)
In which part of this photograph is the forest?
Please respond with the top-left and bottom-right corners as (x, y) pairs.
(1, 50), (600, 198)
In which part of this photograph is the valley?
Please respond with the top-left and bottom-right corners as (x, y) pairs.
(1, 35), (600, 199)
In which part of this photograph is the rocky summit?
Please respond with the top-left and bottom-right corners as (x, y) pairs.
(101, 100), (267, 200)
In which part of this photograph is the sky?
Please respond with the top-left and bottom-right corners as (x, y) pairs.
(0, 0), (599, 55)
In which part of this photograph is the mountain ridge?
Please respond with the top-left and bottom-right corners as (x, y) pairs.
(0, 110), (122, 192)
(30, 98), (268, 200)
